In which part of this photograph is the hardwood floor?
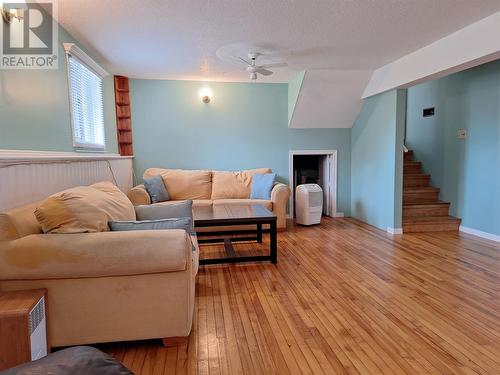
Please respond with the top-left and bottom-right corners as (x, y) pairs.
(99, 217), (500, 374)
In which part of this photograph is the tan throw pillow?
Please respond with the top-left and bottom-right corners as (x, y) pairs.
(211, 168), (272, 199)
(34, 182), (135, 234)
(144, 168), (212, 200)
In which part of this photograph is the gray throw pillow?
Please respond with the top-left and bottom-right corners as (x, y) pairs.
(109, 217), (196, 251)
(143, 175), (169, 203)
(0, 346), (133, 375)
(109, 217), (192, 232)
(135, 200), (194, 232)
(135, 200), (192, 220)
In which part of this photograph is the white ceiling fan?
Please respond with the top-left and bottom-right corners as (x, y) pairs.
(234, 52), (288, 81)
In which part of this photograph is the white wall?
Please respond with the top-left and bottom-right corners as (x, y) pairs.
(363, 12), (500, 98)
(289, 69), (372, 128)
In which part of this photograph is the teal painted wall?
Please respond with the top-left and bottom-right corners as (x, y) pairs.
(406, 60), (500, 236)
(130, 79), (352, 214)
(0, 25), (117, 153)
(351, 89), (405, 230)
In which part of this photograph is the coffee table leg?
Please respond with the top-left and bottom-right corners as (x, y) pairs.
(257, 223), (263, 243)
(270, 220), (277, 264)
(224, 238), (236, 258)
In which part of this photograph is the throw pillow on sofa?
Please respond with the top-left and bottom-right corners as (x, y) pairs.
(250, 173), (276, 200)
(109, 217), (196, 252)
(135, 200), (194, 233)
(34, 182), (135, 234)
(143, 175), (170, 203)
(109, 217), (192, 232)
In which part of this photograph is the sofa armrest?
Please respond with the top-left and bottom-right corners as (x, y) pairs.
(271, 182), (290, 229)
(0, 230), (195, 281)
(127, 184), (151, 206)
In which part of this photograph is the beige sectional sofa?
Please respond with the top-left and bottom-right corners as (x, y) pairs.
(0, 185), (198, 347)
(128, 168), (291, 229)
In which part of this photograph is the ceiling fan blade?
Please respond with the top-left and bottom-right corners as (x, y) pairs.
(256, 68), (273, 76)
(259, 62), (288, 69)
(231, 55), (250, 65)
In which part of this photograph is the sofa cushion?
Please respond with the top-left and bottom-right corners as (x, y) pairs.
(1, 230), (191, 280)
(144, 168), (212, 200)
(154, 199), (212, 208)
(213, 199), (273, 211)
(34, 182), (135, 234)
(192, 199), (212, 208)
(211, 168), (272, 200)
(0, 202), (42, 241)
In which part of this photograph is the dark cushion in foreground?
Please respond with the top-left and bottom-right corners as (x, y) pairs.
(0, 346), (132, 375)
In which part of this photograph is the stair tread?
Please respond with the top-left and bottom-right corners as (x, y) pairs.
(403, 216), (461, 224)
(403, 201), (449, 208)
(404, 174), (430, 178)
(404, 187), (440, 193)
(402, 152), (461, 232)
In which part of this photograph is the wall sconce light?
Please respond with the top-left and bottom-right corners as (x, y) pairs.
(199, 87), (213, 104)
(1, 7), (24, 24)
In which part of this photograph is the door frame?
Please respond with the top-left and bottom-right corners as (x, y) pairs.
(288, 150), (338, 219)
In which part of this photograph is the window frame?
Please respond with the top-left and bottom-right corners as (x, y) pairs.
(63, 43), (108, 152)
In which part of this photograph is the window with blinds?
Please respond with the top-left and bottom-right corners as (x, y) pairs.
(67, 53), (105, 151)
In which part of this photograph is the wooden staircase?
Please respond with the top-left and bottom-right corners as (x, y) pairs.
(403, 150), (461, 232)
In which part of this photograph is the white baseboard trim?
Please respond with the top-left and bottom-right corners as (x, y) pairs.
(459, 226), (500, 243)
(387, 227), (403, 235)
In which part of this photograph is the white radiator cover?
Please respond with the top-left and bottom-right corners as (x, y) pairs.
(29, 296), (47, 361)
(0, 150), (134, 211)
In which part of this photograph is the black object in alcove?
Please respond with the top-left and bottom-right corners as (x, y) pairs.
(423, 107), (435, 117)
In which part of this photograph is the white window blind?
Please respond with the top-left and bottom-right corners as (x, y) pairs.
(66, 50), (106, 151)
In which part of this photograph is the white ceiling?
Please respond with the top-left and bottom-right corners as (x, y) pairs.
(57, 0), (500, 83)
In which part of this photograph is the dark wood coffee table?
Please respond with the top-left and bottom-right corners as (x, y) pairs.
(194, 204), (277, 265)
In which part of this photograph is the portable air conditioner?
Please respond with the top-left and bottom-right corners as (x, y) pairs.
(295, 184), (323, 225)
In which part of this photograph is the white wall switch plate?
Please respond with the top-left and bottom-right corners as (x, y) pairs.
(457, 129), (467, 139)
